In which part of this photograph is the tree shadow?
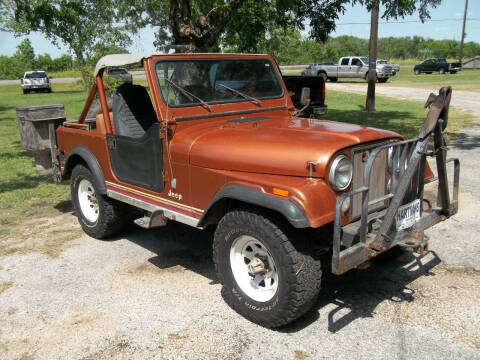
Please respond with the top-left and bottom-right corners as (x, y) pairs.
(0, 173), (54, 193)
(446, 129), (480, 150)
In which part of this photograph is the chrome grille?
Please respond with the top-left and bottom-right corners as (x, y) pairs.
(351, 144), (388, 220)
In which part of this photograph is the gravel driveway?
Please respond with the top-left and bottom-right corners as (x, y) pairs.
(0, 86), (479, 360)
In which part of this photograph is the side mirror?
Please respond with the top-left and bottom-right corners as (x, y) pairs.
(300, 87), (311, 106)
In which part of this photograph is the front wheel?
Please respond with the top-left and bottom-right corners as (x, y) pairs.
(414, 69), (421, 75)
(438, 68), (446, 74)
(213, 209), (322, 328)
(378, 78), (388, 83)
(318, 72), (327, 82)
(71, 164), (128, 239)
(329, 77), (338, 82)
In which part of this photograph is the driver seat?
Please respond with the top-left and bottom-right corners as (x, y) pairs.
(113, 84), (157, 138)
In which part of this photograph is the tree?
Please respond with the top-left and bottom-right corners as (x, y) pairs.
(1, 0), (132, 85)
(119, 0), (441, 52)
(13, 38), (35, 69)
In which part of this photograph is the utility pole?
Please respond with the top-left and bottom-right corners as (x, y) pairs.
(365, 1), (379, 112)
(459, 0), (468, 67)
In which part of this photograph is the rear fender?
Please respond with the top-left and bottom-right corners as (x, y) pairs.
(64, 146), (107, 194)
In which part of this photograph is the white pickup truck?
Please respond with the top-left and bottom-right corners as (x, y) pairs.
(302, 56), (394, 83)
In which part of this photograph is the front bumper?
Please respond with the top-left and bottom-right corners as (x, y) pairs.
(332, 87), (458, 275)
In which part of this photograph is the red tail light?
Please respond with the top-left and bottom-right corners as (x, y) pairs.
(20, 78), (23, 85)
(322, 80), (326, 102)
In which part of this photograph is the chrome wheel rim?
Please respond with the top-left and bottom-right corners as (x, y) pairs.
(229, 235), (278, 302)
(78, 179), (99, 223)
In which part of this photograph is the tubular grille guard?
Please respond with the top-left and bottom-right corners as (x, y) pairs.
(332, 86), (459, 275)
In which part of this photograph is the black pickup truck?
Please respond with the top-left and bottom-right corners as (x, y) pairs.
(414, 58), (461, 75)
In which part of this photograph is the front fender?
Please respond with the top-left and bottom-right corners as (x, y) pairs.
(199, 184), (310, 228)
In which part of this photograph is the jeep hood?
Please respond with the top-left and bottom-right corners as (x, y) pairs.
(188, 116), (399, 178)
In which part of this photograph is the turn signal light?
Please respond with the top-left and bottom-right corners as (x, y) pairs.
(272, 188), (289, 197)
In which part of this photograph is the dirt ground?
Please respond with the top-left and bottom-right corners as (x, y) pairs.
(0, 86), (479, 360)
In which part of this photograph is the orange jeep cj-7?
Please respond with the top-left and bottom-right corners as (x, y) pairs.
(48, 51), (458, 328)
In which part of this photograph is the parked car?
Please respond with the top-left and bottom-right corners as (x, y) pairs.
(106, 67), (133, 83)
(32, 53), (458, 329)
(413, 58), (461, 75)
(303, 56), (393, 82)
(20, 70), (51, 94)
(377, 59), (400, 75)
(301, 62), (334, 76)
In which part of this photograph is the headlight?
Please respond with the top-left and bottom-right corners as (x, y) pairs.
(328, 155), (353, 191)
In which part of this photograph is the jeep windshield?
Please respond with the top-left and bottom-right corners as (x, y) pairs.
(155, 59), (283, 106)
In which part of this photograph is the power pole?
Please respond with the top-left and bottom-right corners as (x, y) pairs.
(365, 1), (379, 112)
(459, 0), (468, 67)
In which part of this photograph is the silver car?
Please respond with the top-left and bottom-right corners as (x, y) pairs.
(21, 71), (52, 94)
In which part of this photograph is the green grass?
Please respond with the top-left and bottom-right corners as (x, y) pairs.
(0, 83), (87, 230)
(0, 82), (474, 233)
(48, 69), (82, 78)
(286, 66), (480, 92)
(322, 90), (474, 139)
(326, 68), (480, 92)
(385, 68), (480, 92)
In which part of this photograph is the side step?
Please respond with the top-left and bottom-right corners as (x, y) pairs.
(134, 210), (168, 229)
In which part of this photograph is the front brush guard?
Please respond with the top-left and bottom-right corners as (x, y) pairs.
(332, 87), (459, 275)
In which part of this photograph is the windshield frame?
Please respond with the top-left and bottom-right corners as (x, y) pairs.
(153, 57), (285, 108)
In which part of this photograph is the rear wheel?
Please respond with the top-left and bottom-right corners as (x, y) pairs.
(71, 164), (127, 239)
(378, 78), (388, 83)
(329, 77), (338, 82)
(438, 67), (446, 74)
(450, 70), (457, 74)
(213, 209), (322, 328)
(23, 89), (28, 94)
(414, 68), (421, 75)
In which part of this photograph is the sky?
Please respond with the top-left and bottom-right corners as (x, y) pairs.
(0, 0), (478, 58)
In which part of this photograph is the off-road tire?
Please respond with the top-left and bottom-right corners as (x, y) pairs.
(23, 89), (28, 94)
(213, 209), (322, 328)
(329, 77), (338, 82)
(71, 164), (126, 239)
(438, 67), (446, 74)
(450, 70), (457, 74)
(378, 78), (388, 83)
(414, 69), (421, 75)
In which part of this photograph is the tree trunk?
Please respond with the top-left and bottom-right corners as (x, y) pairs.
(365, 2), (379, 112)
(74, 49), (92, 88)
(169, 0), (245, 51)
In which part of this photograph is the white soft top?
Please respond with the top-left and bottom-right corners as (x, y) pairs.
(94, 52), (271, 77)
(94, 53), (153, 77)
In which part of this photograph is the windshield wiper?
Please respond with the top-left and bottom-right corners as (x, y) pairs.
(217, 84), (261, 106)
(161, 78), (211, 111)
